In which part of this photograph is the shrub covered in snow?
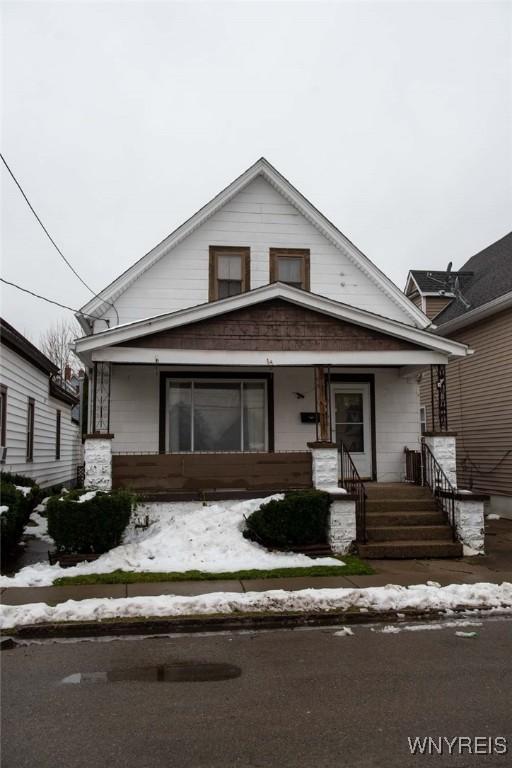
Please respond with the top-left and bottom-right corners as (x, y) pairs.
(244, 490), (331, 548)
(0, 481), (37, 556)
(47, 489), (136, 554)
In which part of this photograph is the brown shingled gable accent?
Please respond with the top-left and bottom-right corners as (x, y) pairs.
(117, 299), (421, 352)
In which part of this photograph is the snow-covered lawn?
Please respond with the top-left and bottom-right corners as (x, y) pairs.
(1, 581), (511, 630)
(0, 496), (341, 587)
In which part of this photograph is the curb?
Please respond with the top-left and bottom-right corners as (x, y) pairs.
(5, 605), (505, 641)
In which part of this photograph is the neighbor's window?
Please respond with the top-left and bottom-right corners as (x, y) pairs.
(420, 406), (427, 435)
(0, 385), (7, 458)
(167, 379), (267, 452)
(26, 397), (35, 461)
(55, 409), (61, 460)
(269, 248), (310, 290)
(209, 246), (250, 301)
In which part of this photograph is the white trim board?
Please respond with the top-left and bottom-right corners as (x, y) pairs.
(74, 282), (470, 360)
(91, 348), (450, 367)
(77, 158), (429, 330)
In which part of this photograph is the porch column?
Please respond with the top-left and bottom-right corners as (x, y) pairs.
(84, 361), (113, 490)
(424, 432), (457, 487)
(308, 366), (338, 490)
(328, 491), (356, 555)
(84, 434), (113, 491)
(453, 493), (486, 555)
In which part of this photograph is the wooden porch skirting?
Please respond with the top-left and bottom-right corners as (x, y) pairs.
(112, 451), (313, 493)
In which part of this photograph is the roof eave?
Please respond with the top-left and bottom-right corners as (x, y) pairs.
(435, 290), (512, 335)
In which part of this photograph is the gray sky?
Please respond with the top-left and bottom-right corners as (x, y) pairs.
(1, 0), (511, 343)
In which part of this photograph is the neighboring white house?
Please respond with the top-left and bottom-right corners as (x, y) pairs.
(73, 158), (485, 557)
(0, 318), (82, 488)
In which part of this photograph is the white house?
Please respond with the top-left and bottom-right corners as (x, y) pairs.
(0, 318), (81, 488)
(73, 158), (486, 557)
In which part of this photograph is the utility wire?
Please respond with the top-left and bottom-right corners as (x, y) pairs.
(1, 277), (101, 322)
(0, 152), (119, 324)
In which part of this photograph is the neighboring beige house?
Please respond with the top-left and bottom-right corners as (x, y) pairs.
(73, 158), (487, 557)
(0, 318), (82, 488)
(406, 231), (512, 516)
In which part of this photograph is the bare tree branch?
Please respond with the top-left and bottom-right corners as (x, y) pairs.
(39, 319), (82, 381)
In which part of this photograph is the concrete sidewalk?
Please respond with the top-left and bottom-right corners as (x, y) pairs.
(2, 518), (511, 607)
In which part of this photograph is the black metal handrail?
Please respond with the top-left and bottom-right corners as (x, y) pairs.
(340, 442), (367, 543)
(421, 442), (457, 540)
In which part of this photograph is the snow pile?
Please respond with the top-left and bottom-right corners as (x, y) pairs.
(75, 491), (98, 504)
(487, 514), (501, 521)
(15, 486), (32, 497)
(0, 505), (8, 516)
(0, 496), (342, 587)
(1, 581), (511, 629)
(25, 511), (53, 544)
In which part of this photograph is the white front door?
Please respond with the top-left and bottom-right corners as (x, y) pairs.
(331, 382), (373, 479)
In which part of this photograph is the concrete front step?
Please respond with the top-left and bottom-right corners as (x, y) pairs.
(366, 511), (445, 526)
(366, 525), (453, 542)
(358, 540), (463, 559)
(367, 499), (438, 513)
(365, 483), (433, 500)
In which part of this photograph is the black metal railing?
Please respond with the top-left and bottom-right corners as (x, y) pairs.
(404, 443), (456, 540)
(340, 442), (367, 543)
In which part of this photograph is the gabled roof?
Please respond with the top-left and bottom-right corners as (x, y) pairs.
(78, 158), (428, 330)
(435, 232), (512, 325)
(406, 270), (472, 295)
(0, 317), (58, 375)
(74, 282), (469, 360)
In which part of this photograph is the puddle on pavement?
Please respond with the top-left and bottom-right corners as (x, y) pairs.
(61, 661), (241, 685)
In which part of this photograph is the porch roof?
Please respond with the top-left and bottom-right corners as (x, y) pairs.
(74, 283), (472, 366)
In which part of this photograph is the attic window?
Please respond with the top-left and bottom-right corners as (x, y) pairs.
(270, 248), (310, 290)
(209, 246), (250, 301)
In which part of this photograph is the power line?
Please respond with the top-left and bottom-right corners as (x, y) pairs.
(1, 277), (101, 322)
(0, 152), (119, 324)
(1, 152), (96, 294)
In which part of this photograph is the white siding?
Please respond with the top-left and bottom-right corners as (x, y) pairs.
(0, 344), (81, 488)
(100, 176), (411, 329)
(109, 364), (420, 482)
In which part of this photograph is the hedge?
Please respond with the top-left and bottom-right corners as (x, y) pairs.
(47, 489), (135, 554)
(244, 490), (331, 548)
(0, 473), (41, 556)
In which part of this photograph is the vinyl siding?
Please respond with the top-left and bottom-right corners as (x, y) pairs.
(100, 176), (415, 329)
(425, 296), (453, 320)
(420, 307), (512, 496)
(109, 364), (420, 482)
(0, 344), (81, 488)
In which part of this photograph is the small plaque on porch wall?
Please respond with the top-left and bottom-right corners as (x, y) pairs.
(300, 412), (320, 424)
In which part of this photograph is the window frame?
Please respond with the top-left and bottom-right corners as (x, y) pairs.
(269, 248), (310, 291)
(208, 246), (251, 302)
(26, 397), (35, 462)
(55, 409), (61, 460)
(159, 371), (274, 453)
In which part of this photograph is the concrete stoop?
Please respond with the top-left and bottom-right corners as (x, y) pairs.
(358, 483), (463, 559)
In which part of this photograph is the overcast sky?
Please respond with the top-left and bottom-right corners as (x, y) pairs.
(1, 0), (511, 343)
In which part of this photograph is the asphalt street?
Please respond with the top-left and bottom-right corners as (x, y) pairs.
(2, 617), (511, 768)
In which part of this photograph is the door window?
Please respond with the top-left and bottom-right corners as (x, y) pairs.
(335, 392), (364, 453)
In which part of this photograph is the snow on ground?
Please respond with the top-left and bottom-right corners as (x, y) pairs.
(1, 581), (511, 629)
(0, 496), (342, 587)
(25, 511), (53, 544)
(0, 505), (8, 516)
(487, 514), (501, 520)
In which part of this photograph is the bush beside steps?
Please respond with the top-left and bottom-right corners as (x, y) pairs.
(0, 472), (41, 556)
(244, 490), (332, 552)
(47, 489), (135, 560)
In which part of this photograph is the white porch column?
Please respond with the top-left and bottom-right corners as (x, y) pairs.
(424, 432), (457, 487)
(84, 434), (113, 490)
(307, 441), (339, 492)
(328, 491), (356, 554)
(454, 493), (486, 555)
